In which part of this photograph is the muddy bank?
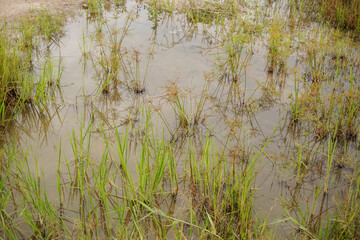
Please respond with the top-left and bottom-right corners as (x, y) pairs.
(0, 0), (240, 20)
(0, 0), (84, 19)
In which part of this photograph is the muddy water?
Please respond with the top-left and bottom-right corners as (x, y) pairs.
(4, 0), (358, 238)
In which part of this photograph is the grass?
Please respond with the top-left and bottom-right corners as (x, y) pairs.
(215, 23), (252, 83)
(90, 16), (151, 95)
(284, 0), (360, 37)
(317, 0), (360, 32)
(266, 14), (292, 75)
(0, 24), (32, 122)
(0, 114), (274, 239)
(289, 70), (360, 142)
(86, 0), (103, 15)
(154, 80), (211, 142)
(277, 137), (360, 239)
(0, 10), (64, 125)
(147, 0), (176, 15)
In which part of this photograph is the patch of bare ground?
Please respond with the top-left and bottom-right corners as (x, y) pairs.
(0, 0), (83, 20)
(0, 0), (246, 21)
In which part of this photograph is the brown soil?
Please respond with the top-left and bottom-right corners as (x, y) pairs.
(0, 0), (234, 21)
(0, 0), (83, 20)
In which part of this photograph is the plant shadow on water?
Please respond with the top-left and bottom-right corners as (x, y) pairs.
(0, 0), (360, 239)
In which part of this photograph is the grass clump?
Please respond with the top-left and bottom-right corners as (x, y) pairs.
(266, 14), (292, 75)
(289, 74), (360, 142)
(0, 25), (34, 123)
(278, 138), (360, 239)
(91, 17), (150, 95)
(18, 9), (65, 49)
(295, 0), (360, 35)
(185, 0), (243, 24)
(86, 0), (103, 15)
(184, 135), (272, 239)
(156, 80), (210, 141)
(214, 19), (253, 83)
(329, 171), (360, 239)
(0, 11), (64, 125)
(318, 0), (360, 31)
(147, 0), (176, 15)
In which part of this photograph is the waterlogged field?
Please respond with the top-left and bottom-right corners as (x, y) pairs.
(0, 0), (359, 239)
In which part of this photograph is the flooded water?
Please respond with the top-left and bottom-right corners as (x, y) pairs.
(2, 0), (360, 238)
